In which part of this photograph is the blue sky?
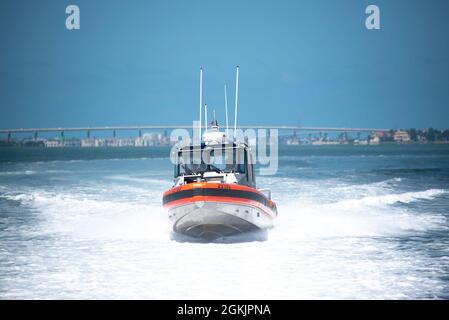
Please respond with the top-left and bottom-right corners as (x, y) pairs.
(1, 0), (449, 130)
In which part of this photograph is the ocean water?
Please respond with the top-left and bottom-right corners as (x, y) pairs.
(0, 145), (448, 299)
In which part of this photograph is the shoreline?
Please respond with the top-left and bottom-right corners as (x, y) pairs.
(2, 141), (449, 148)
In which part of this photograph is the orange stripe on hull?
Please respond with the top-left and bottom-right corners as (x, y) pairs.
(163, 182), (266, 197)
(163, 195), (277, 219)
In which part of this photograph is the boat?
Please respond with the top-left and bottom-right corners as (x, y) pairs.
(162, 67), (278, 240)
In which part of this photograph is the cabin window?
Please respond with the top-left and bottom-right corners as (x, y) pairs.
(175, 145), (247, 176)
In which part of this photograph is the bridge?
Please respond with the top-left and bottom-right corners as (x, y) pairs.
(0, 125), (390, 139)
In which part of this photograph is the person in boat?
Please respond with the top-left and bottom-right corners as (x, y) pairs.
(177, 143), (244, 177)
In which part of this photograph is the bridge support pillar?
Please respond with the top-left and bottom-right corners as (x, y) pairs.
(34, 131), (38, 140)
(113, 130), (116, 138)
(87, 130), (90, 138)
(138, 130), (142, 138)
(7, 132), (11, 141)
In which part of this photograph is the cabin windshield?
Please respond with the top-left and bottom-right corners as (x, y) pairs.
(176, 145), (246, 177)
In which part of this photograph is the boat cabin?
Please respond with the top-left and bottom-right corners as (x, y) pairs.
(173, 142), (256, 188)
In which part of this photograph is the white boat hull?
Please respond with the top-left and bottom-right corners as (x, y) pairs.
(168, 201), (274, 239)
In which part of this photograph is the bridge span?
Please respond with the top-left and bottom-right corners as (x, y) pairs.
(0, 125), (390, 135)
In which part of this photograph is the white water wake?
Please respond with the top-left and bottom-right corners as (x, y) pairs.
(1, 179), (447, 299)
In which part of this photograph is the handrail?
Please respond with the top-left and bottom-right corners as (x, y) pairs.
(258, 188), (271, 200)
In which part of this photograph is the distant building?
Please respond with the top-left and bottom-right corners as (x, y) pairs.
(393, 130), (411, 143)
(81, 138), (96, 147)
(369, 136), (380, 145)
(45, 140), (62, 147)
(286, 137), (300, 145)
(373, 131), (385, 139)
(118, 138), (135, 147)
(353, 139), (368, 145)
(63, 139), (81, 147)
(286, 131), (300, 145)
(311, 140), (340, 146)
(134, 137), (145, 147)
(417, 134), (426, 142)
(135, 133), (157, 147)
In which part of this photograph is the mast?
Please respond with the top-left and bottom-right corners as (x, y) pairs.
(199, 67), (203, 140)
(204, 104), (208, 133)
(233, 66), (239, 140)
(224, 83), (229, 138)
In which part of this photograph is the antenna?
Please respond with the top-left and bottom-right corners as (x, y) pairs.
(199, 67), (203, 139)
(204, 104), (208, 133)
(233, 66), (239, 140)
(224, 83), (229, 138)
(213, 109), (216, 122)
